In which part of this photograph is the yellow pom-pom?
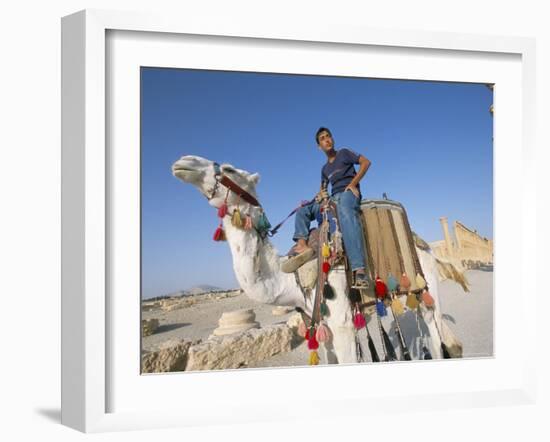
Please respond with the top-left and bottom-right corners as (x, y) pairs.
(406, 292), (419, 310)
(231, 208), (243, 228)
(392, 297), (405, 316)
(415, 273), (427, 290)
(308, 351), (320, 365)
(322, 243), (331, 258)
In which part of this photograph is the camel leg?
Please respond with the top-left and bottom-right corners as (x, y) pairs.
(417, 248), (446, 359)
(322, 340), (339, 364)
(329, 326), (357, 363)
(324, 270), (357, 364)
(419, 305), (443, 359)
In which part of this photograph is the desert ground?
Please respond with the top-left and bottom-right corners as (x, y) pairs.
(141, 268), (493, 370)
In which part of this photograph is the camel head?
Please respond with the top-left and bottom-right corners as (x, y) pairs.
(171, 155), (261, 208)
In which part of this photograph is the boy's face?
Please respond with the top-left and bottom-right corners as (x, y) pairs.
(317, 130), (334, 152)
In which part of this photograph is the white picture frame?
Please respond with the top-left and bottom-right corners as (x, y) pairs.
(61, 9), (538, 433)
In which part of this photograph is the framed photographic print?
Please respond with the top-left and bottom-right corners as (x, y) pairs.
(61, 9), (537, 433)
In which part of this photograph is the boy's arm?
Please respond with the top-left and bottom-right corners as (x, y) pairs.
(345, 155), (371, 197)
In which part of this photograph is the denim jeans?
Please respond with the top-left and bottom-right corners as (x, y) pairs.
(293, 190), (367, 272)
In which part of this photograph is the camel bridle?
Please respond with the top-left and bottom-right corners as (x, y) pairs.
(206, 162), (261, 208)
(207, 161), (315, 238)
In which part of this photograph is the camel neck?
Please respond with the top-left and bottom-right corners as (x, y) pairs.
(221, 217), (306, 308)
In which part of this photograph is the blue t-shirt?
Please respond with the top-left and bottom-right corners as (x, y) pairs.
(321, 148), (362, 196)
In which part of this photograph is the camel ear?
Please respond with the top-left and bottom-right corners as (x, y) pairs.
(249, 173), (260, 184)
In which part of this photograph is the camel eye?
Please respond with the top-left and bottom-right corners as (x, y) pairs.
(222, 166), (236, 174)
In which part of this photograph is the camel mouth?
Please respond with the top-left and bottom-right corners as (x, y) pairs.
(172, 164), (197, 173)
(172, 162), (202, 181)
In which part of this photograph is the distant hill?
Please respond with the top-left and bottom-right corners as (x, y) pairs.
(184, 284), (225, 295)
(144, 284), (233, 301)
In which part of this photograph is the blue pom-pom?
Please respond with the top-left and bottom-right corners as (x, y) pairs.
(255, 212), (271, 232)
(376, 300), (387, 317)
(387, 273), (398, 292)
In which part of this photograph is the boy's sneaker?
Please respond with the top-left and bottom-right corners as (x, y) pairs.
(281, 247), (314, 273)
(352, 271), (370, 289)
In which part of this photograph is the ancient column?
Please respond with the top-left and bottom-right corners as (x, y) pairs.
(439, 216), (454, 257)
(211, 309), (260, 337)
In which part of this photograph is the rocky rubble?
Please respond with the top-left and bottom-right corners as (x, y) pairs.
(142, 318), (160, 336)
(141, 312), (300, 373)
(186, 323), (294, 371)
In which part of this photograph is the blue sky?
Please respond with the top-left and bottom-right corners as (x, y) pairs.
(141, 68), (493, 299)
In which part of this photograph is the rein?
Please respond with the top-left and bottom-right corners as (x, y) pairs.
(267, 198), (315, 237)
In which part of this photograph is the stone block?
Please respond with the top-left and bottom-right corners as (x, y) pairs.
(142, 318), (160, 336)
(186, 324), (293, 371)
(141, 339), (193, 373)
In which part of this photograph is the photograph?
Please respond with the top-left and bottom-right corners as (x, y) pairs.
(139, 67), (494, 373)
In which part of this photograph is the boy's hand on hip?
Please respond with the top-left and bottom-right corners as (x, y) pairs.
(345, 184), (360, 198)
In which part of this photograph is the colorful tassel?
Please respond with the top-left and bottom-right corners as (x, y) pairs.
(308, 333), (319, 350)
(231, 208), (242, 228)
(243, 214), (253, 230)
(217, 202), (228, 218)
(415, 273), (427, 290)
(376, 300), (387, 317)
(255, 210), (271, 232)
(320, 302), (329, 317)
(213, 224), (226, 241)
(304, 328), (310, 340)
(322, 261), (330, 273)
(316, 323), (331, 342)
(308, 350), (320, 365)
(421, 289), (435, 307)
(387, 273), (398, 292)
(375, 276), (388, 298)
(392, 296), (405, 316)
(353, 311), (366, 329)
(322, 243), (331, 258)
(323, 282), (335, 300)
(406, 292), (419, 310)
(298, 321), (307, 338)
(400, 273), (411, 291)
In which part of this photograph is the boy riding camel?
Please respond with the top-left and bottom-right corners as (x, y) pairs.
(282, 127), (371, 289)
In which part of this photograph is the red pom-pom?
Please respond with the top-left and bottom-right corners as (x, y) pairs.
(213, 225), (225, 241)
(217, 203), (228, 218)
(322, 261), (330, 273)
(375, 276), (388, 298)
(308, 333), (319, 350)
(304, 329), (310, 340)
(353, 312), (366, 330)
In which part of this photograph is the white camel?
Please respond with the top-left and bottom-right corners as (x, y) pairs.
(172, 155), (465, 364)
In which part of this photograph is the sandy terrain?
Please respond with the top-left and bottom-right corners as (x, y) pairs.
(142, 269), (493, 368)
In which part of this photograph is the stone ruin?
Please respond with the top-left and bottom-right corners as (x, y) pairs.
(430, 217), (493, 270)
(141, 309), (301, 373)
(210, 308), (260, 338)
